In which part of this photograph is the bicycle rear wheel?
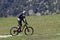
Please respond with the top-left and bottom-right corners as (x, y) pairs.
(10, 27), (18, 36)
(24, 27), (34, 35)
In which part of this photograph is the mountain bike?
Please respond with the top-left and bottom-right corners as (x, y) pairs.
(10, 23), (34, 36)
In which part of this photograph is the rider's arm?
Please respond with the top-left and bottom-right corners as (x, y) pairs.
(23, 18), (28, 24)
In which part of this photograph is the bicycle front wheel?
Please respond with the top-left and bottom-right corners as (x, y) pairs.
(24, 27), (34, 35)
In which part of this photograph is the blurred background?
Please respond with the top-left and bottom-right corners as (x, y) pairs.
(0, 0), (60, 17)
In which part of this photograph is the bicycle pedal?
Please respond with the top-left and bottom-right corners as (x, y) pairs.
(17, 30), (22, 32)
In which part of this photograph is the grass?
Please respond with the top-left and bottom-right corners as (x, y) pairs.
(0, 14), (60, 40)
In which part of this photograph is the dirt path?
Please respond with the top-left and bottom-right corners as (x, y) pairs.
(0, 33), (60, 38)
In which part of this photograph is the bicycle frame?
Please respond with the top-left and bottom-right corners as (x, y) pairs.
(10, 23), (34, 36)
(21, 23), (28, 31)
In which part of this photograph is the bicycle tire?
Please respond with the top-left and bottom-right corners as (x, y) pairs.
(24, 27), (34, 35)
(10, 27), (18, 36)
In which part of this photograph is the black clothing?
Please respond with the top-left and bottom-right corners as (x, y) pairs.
(17, 12), (26, 31)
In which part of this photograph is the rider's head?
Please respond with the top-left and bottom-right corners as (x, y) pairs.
(22, 8), (27, 15)
(23, 10), (26, 13)
(22, 10), (26, 15)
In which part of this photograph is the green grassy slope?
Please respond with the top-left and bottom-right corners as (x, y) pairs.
(0, 14), (60, 40)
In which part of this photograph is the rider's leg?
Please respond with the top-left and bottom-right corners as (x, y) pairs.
(18, 20), (22, 32)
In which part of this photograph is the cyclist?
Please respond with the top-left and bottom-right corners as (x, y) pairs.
(17, 10), (28, 32)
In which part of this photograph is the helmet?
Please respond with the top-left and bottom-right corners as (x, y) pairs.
(23, 10), (26, 13)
